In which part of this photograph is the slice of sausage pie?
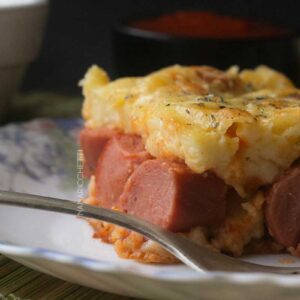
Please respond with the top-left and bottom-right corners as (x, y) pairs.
(80, 64), (300, 263)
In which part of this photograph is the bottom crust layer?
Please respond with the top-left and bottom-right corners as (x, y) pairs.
(83, 178), (276, 264)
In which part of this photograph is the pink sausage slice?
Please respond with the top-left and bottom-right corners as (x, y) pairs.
(95, 134), (152, 208)
(265, 165), (300, 248)
(120, 159), (227, 232)
(80, 127), (118, 177)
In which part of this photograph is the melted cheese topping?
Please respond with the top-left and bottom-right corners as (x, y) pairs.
(81, 65), (300, 196)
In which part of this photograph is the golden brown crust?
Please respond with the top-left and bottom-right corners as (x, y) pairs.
(211, 192), (265, 256)
(81, 64), (300, 196)
(89, 219), (179, 264)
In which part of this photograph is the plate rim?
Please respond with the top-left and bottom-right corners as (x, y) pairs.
(1, 240), (300, 287)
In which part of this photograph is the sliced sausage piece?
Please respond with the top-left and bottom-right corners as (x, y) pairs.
(119, 159), (227, 232)
(265, 165), (300, 248)
(95, 134), (152, 208)
(80, 127), (118, 177)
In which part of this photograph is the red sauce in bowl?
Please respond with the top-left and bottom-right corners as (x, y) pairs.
(130, 11), (290, 39)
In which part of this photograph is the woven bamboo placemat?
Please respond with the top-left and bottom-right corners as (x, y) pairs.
(0, 255), (138, 299)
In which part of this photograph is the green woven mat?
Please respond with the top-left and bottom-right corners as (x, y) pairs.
(0, 255), (137, 300)
(4, 92), (82, 124)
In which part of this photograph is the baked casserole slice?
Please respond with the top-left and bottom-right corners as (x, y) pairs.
(80, 65), (300, 263)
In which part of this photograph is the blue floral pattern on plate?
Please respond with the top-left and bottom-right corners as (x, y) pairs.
(0, 118), (83, 199)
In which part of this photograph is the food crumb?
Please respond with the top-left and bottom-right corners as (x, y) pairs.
(279, 257), (296, 264)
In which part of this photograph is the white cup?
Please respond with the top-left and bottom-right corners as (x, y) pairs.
(0, 0), (48, 121)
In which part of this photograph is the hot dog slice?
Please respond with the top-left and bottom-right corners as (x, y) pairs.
(265, 165), (300, 248)
(94, 134), (151, 208)
(120, 159), (227, 232)
(80, 127), (118, 177)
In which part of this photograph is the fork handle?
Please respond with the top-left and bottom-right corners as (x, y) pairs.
(0, 190), (300, 274)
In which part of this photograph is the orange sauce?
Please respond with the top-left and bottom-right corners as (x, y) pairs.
(131, 11), (289, 39)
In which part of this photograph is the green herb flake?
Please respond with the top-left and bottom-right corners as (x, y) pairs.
(210, 114), (219, 129)
(204, 94), (214, 102)
(245, 83), (254, 92)
(256, 96), (266, 101)
(219, 96), (225, 103)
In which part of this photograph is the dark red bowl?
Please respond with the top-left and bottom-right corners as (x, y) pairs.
(113, 17), (299, 84)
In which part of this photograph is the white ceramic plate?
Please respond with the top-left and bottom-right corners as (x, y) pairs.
(1, 119), (300, 300)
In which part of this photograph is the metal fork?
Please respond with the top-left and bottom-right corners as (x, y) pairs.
(0, 190), (299, 274)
